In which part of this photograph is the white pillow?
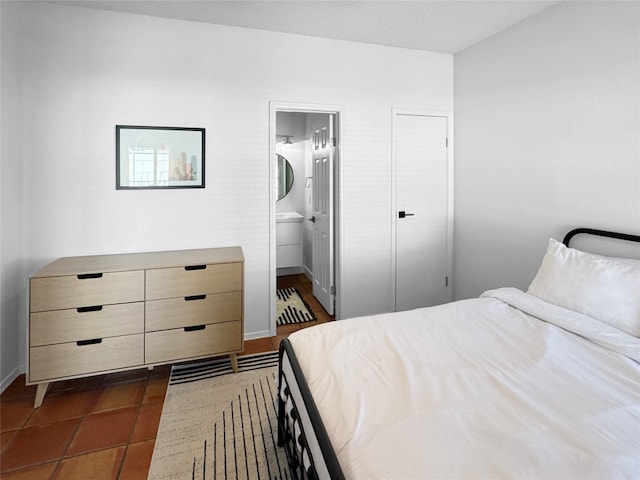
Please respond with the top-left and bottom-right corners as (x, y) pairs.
(527, 238), (640, 337)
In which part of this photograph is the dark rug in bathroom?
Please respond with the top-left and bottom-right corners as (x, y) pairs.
(276, 287), (316, 325)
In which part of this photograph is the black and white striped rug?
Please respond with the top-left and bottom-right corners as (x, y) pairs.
(148, 352), (292, 479)
(276, 287), (316, 326)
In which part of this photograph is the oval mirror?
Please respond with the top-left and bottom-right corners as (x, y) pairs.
(277, 154), (294, 201)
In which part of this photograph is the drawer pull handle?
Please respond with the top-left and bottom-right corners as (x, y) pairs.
(184, 325), (206, 332)
(77, 305), (103, 313)
(77, 338), (103, 346)
(185, 294), (206, 301)
(185, 265), (206, 271)
(77, 273), (103, 280)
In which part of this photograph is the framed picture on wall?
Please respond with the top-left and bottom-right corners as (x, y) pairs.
(116, 125), (205, 189)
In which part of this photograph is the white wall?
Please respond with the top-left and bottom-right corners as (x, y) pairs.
(1, 1), (452, 387)
(1, 1), (23, 391)
(453, 1), (640, 300)
(275, 112), (305, 216)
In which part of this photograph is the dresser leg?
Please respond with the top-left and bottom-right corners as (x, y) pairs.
(34, 382), (50, 408)
(230, 353), (238, 373)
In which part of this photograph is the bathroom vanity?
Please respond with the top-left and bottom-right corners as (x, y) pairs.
(276, 212), (304, 269)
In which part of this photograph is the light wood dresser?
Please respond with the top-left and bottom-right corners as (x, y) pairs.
(28, 246), (244, 407)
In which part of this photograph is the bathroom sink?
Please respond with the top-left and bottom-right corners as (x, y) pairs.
(276, 211), (304, 223)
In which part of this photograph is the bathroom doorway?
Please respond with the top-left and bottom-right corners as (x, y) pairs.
(269, 102), (342, 336)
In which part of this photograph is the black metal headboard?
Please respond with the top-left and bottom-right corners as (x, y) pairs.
(563, 228), (640, 247)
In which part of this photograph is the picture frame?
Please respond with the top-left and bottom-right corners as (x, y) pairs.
(116, 125), (205, 189)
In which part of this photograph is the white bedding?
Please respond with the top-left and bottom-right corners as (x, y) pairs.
(286, 288), (640, 479)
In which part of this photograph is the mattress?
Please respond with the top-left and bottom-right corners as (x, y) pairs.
(284, 287), (640, 479)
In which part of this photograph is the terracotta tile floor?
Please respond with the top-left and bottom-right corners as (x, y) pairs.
(0, 274), (332, 479)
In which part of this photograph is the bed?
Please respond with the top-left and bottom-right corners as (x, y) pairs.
(277, 228), (640, 479)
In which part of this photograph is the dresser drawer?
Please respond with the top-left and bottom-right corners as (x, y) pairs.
(29, 334), (144, 382)
(146, 291), (241, 332)
(30, 271), (144, 312)
(146, 262), (242, 300)
(145, 321), (242, 364)
(30, 302), (144, 347)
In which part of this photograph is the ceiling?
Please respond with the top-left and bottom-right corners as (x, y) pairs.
(51, 0), (560, 54)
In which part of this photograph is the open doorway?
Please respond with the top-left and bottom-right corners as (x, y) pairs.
(269, 102), (343, 336)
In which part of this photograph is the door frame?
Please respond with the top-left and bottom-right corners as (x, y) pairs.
(390, 108), (455, 310)
(269, 101), (345, 335)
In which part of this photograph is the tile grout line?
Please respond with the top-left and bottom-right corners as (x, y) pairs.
(51, 379), (103, 478)
(115, 372), (150, 479)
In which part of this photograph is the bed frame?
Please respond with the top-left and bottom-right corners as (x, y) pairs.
(562, 227), (640, 247)
(277, 339), (345, 479)
(277, 227), (639, 480)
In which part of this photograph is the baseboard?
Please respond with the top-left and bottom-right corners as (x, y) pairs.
(1, 365), (23, 394)
(244, 330), (272, 341)
(303, 266), (312, 281)
(276, 266), (304, 277)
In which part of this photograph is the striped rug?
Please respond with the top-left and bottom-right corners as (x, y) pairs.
(148, 352), (292, 480)
(276, 287), (316, 326)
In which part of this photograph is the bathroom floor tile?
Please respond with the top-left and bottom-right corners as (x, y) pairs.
(54, 446), (126, 480)
(300, 319), (323, 329)
(66, 407), (137, 457)
(276, 276), (298, 289)
(0, 418), (79, 472)
(275, 323), (301, 335)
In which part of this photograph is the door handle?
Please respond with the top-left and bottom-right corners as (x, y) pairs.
(398, 211), (415, 218)
(308, 216), (316, 223)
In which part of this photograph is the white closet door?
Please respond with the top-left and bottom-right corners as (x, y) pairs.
(395, 113), (449, 311)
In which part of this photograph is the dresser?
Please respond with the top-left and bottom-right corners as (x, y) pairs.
(28, 247), (243, 407)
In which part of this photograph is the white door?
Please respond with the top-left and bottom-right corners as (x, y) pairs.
(395, 113), (449, 311)
(311, 115), (335, 315)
